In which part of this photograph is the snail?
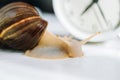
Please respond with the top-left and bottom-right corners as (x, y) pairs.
(0, 2), (99, 59)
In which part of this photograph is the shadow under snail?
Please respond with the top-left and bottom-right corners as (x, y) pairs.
(0, 2), (99, 59)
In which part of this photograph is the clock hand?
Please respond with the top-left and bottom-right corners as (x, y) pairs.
(96, 3), (107, 24)
(115, 0), (120, 29)
(82, 0), (98, 15)
(116, 21), (120, 29)
(81, 2), (94, 15)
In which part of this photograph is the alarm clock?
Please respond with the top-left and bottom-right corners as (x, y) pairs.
(53, 0), (120, 42)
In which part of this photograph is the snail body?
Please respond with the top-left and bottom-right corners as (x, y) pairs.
(0, 2), (47, 50)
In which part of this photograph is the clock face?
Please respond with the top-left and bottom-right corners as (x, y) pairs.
(53, 0), (120, 41)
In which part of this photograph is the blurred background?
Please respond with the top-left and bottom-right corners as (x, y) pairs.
(0, 0), (54, 13)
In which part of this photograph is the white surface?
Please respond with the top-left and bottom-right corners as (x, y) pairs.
(0, 45), (120, 80)
(0, 13), (120, 80)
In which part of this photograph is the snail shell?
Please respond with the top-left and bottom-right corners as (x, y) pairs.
(0, 2), (47, 50)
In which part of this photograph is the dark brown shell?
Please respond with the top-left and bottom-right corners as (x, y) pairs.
(0, 2), (47, 50)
